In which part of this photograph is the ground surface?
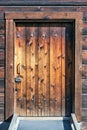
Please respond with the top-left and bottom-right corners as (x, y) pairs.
(0, 122), (10, 130)
(17, 120), (72, 130)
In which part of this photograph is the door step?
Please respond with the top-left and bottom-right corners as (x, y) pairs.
(18, 116), (70, 120)
(8, 114), (80, 130)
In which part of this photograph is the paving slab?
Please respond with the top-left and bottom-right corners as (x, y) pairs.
(17, 120), (72, 130)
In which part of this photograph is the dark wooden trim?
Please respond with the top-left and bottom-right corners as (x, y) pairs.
(1, 1), (87, 6)
(75, 18), (82, 122)
(5, 19), (14, 119)
(5, 12), (82, 20)
(5, 11), (82, 121)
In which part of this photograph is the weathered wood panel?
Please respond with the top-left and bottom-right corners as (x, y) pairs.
(42, 24), (50, 116)
(5, 11), (82, 121)
(1, 0), (87, 6)
(0, 20), (4, 35)
(82, 94), (87, 108)
(82, 108), (87, 121)
(0, 50), (4, 78)
(15, 24), (27, 116)
(0, 4), (85, 126)
(5, 20), (14, 119)
(82, 65), (87, 78)
(26, 23), (38, 116)
(38, 24), (50, 116)
(0, 108), (4, 120)
(82, 51), (87, 64)
(82, 79), (87, 93)
(50, 24), (62, 116)
(14, 23), (73, 117)
(26, 24), (32, 116)
(82, 37), (87, 50)
(1, 6), (87, 19)
(0, 79), (4, 121)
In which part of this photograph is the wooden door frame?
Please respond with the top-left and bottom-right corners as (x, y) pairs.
(5, 11), (82, 121)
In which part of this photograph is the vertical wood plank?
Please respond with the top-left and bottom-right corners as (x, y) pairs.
(34, 25), (39, 117)
(20, 26), (26, 116)
(26, 23), (38, 116)
(15, 24), (26, 116)
(26, 24), (31, 116)
(75, 19), (82, 121)
(14, 24), (20, 115)
(50, 23), (62, 116)
(54, 24), (62, 116)
(39, 23), (50, 116)
(38, 24), (44, 116)
(6, 20), (14, 119)
(30, 24), (37, 116)
(43, 24), (50, 116)
(50, 24), (55, 116)
(61, 27), (65, 116)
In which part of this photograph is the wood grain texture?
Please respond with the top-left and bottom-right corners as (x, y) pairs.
(82, 65), (87, 78)
(61, 27), (65, 116)
(5, 12), (82, 20)
(0, 108), (4, 121)
(5, 20), (14, 119)
(82, 94), (87, 108)
(82, 51), (87, 64)
(30, 24), (36, 116)
(14, 23), (74, 117)
(0, 50), (4, 78)
(26, 25), (31, 116)
(75, 18), (82, 121)
(19, 26), (26, 116)
(14, 26), (21, 115)
(0, 35), (5, 49)
(38, 24), (44, 116)
(26, 24), (38, 116)
(0, 21), (4, 35)
(0, 79), (4, 120)
(54, 25), (62, 116)
(82, 79), (87, 93)
(15, 24), (26, 116)
(50, 24), (62, 116)
(38, 24), (50, 116)
(0, 1), (85, 124)
(0, 68), (4, 78)
(82, 108), (87, 121)
(1, 1), (87, 6)
(4, 11), (82, 122)
(42, 24), (50, 116)
(82, 37), (87, 50)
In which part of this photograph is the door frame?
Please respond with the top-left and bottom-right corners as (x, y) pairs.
(5, 11), (82, 121)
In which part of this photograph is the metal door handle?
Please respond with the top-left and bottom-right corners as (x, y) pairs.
(17, 63), (20, 74)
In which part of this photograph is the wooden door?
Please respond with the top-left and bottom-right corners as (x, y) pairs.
(14, 22), (73, 117)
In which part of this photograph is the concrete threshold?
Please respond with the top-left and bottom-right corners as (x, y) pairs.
(8, 114), (80, 130)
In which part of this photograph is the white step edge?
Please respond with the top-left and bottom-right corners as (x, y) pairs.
(18, 116), (70, 120)
(71, 113), (80, 130)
